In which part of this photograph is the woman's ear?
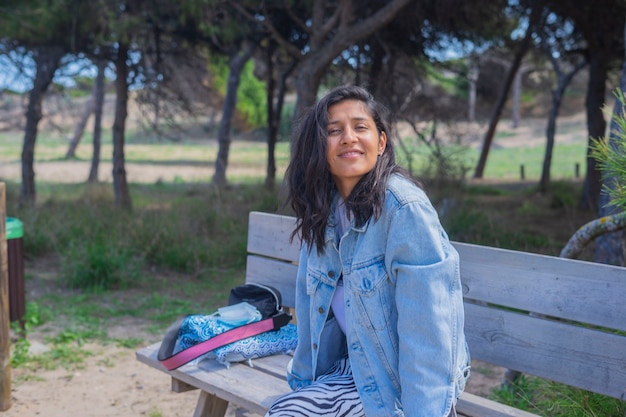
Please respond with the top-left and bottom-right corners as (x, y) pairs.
(378, 131), (387, 155)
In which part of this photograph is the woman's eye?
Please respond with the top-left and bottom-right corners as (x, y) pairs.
(328, 128), (341, 135)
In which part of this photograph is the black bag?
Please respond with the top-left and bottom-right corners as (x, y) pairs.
(228, 283), (282, 319)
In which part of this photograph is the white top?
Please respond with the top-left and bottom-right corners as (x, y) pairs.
(331, 200), (349, 334)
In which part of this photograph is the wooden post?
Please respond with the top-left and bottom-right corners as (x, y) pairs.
(520, 164), (525, 180)
(0, 182), (11, 411)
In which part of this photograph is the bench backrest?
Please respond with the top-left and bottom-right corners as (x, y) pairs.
(245, 211), (626, 401)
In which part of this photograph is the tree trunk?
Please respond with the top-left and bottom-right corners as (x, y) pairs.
(594, 20), (626, 266)
(88, 60), (106, 183)
(294, 63), (324, 118)
(20, 47), (63, 207)
(579, 51), (608, 211)
(511, 69), (522, 128)
(467, 57), (479, 122)
(212, 43), (256, 188)
(65, 88), (95, 159)
(0, 183), (10, 411)
(112, 43), (132, 210)
(473, 23), (534, 179)
(265, 42), (277, 190)
(368, 41), (386, 100)
(265, 46), (296, 190)
(539, 58), (586, 192)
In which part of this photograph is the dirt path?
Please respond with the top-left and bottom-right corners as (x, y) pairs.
(6, 343), (198, 417)
(0, 160), (214, 184)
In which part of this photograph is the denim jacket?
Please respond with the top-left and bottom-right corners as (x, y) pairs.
(287, 174), (470, 417)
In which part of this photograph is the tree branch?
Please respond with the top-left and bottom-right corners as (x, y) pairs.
(281, 0), (309, 34)
(318, 7), (341, 41)
(315, 0), (412, 67)
(560, 212), (626, 259)
(231, 3), (301, 58)
(336, 0), (411, 46)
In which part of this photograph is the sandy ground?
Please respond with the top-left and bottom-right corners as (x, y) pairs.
(0, 160), (215, 185)
(5, 343), (199, 417)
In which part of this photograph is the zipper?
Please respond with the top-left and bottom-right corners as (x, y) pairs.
(247, 282), (282, 312)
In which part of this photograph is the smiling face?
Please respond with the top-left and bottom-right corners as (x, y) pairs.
(326, 99), (387, 199)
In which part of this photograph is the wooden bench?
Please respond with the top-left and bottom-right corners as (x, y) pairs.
(137, 210), (626, 417)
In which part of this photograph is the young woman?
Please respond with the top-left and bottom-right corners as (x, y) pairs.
(267, 85), (470, 417)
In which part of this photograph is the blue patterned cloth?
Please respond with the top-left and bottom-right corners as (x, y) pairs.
(176, 314), (298, 367)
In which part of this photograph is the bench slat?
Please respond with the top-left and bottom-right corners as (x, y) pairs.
(136, 343), (291, 416)
(136, 342), (541, 417)
(241, 351), (292, 379)
(245, 255), (297, 309)
(247, 212), (300, 262)
(465, 302), (626, 399)
(456, 242), (626, 332)
(456, 392), (540, 417)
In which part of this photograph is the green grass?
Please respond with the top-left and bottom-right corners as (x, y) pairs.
(394, 137), (587, 183)
(492, 374), (626, 417)
(0, 130), (291, 164)
(476, 142), (587, 180)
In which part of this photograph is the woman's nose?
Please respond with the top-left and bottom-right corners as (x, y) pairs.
(341, 127), (357, 143)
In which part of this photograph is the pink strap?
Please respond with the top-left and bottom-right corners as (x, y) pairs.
(160, 317), (276, 370)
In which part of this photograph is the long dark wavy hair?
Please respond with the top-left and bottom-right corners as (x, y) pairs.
(285, 85), (420, 253)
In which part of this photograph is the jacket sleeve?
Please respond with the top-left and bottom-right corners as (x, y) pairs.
(286, 244), (315, 390)
(386, 199), (463, 417)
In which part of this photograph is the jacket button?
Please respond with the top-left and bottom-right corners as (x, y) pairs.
(312, 343), (318, 350)
(318, 307), (325, 314)
(328, 271), (335, 278)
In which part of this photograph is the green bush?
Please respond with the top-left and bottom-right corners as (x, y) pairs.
(548, 180), (580, 209)
(131, 197), (248, 272)
(8, 182), (274, 292)
(62, 237), (140, 292)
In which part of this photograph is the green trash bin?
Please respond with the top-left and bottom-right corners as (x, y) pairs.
(5, 217), (25, 324)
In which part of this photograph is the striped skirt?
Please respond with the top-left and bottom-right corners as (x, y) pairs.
(265, 356), (458, 417)
(265, 356), (364, 417)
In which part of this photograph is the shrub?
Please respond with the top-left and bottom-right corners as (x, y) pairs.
(62, 237), (141, 292)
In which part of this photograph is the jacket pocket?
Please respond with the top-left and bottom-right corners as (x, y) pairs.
(346, 256), (387, 295)
(306, 271), (323, 295)
(345, 258), (393, 331)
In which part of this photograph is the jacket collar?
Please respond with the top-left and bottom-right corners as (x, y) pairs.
(324, 193), (369, 245)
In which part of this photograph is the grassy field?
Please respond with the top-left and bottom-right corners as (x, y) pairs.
(0, 112), (590, 186)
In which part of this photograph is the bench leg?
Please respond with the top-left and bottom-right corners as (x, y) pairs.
(192, 391), (229, 417)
